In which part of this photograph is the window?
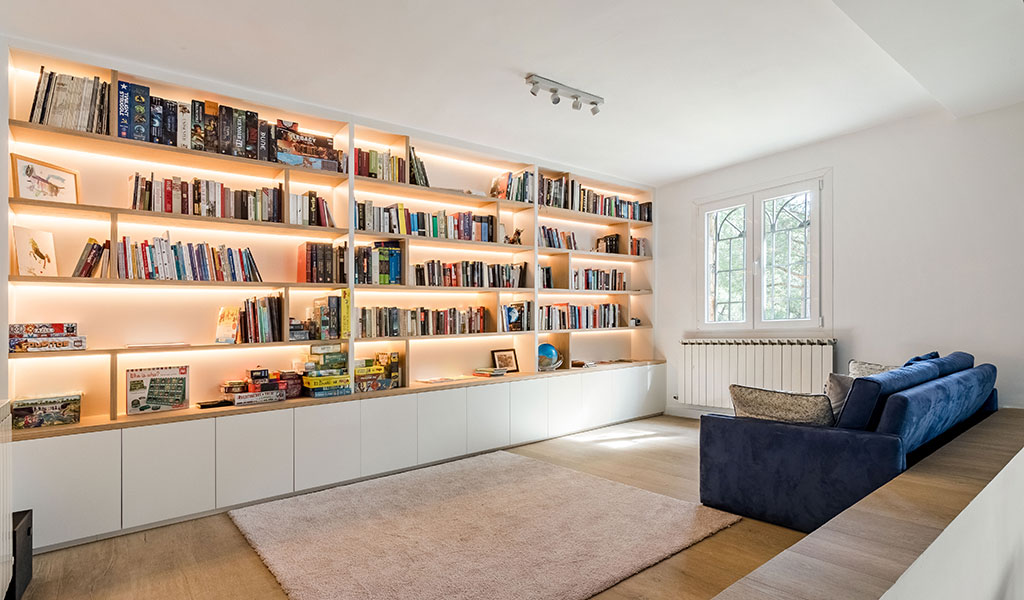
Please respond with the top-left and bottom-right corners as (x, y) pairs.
(698, 174), (827, 331)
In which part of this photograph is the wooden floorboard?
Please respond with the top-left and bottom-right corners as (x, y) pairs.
(22, 415), (802, 600)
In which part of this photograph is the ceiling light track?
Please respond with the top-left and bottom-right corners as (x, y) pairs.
(525, 74), (604, 115)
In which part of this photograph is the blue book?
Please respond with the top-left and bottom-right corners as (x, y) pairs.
(390, 248), (400, 284)
(116, 81), (130, 138)
(128, 83), (150, 142)
(227, 249), (237, 282)
(187, 243), (199, 280)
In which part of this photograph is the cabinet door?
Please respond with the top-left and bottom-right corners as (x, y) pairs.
(417, 388), (467, 464)
(642, 364), (667, 416)
(123, 419), (215, 528)
(13, 430), (121, 548)
(294, 401), (361, 491)
(216, 410), (294, 508)
(467, 383), (510, 453)
(581, 370), (614, 429)
(510, 378), (548, 445)
(361, 393), (417, 476)
(612, 366), (646, 421)
(548, 374), (582, 437)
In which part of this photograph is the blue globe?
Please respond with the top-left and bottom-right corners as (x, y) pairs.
(538, 343), (562, 371)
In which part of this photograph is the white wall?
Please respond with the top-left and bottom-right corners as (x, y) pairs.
(656, 102), (1024, 409)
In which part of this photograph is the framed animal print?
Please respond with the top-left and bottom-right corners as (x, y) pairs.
(11, 154), (80, 204)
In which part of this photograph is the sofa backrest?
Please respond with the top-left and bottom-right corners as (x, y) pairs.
(835, 352), (976, 431)
(875, 364), (997, 453)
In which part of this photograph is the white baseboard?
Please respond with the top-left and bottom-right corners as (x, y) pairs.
(665, 404), (734, 420)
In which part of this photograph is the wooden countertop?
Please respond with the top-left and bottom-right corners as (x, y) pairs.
(713, 408), (1024, 599)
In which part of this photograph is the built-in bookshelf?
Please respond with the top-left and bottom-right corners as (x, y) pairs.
(5, 47), (657, 440)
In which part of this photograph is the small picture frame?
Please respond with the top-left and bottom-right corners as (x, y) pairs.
(11, 153), (80, 204)
(491, 348), (519, 373)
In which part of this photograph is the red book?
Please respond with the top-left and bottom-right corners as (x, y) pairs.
(140, 241), (151, 279)
(163, 179), (172, 213)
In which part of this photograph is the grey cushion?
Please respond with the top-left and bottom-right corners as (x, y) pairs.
(848, 359), (900, 378)
(824, 373), (854, 417)
(729, 384), (836, 427)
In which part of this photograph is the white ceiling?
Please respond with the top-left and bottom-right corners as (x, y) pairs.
(2, 1), (1016, 186)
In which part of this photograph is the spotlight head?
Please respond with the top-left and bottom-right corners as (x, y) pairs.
(590, 102), (600, 115)
(550, 89), (560, 105)
(530, 82), (540, 96)
(572, 96), (582, 110)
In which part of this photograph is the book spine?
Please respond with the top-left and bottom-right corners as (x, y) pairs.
(129, 84), (150, 142)
(218, 105), (233, 155)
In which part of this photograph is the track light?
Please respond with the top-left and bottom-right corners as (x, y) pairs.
(525, 73), (604, 116)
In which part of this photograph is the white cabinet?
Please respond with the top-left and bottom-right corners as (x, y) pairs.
(216, 410), (294, 508)
(548, 374), (582, 437)
(510, 378), (548, 444)
(122, 419), (215, 528)
(13, 430), (121, 548)
(294, 401), (361, 491)
(643, 364), (667, 416)
(612, 367), (646, 422)
(417, 388), (467, 464)
(581, 370), (615, 429)
(466, 383), (510, 453)
(361, 393), (417, 476)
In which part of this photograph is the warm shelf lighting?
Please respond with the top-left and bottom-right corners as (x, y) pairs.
(537, 215), (615, 229)
(413, 151), (511, 174)
(355, 190), (493, 209)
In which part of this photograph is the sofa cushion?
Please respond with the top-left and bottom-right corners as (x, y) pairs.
(849, 359), (900, 377)
(729, 384), (835, 426)
(904, 351), (940, 365)
(927, 351), (974, 376)
(835, 361), (941, 430)
(876, 364), (997, 453)
(824, 373), (854, 417)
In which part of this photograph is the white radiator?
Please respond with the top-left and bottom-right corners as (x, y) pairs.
(678, 338), (835, 409)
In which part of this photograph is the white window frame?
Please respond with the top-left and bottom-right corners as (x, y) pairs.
(695, 169), (832, 334)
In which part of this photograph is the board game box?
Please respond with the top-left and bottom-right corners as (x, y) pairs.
(126, 366), (189, 414)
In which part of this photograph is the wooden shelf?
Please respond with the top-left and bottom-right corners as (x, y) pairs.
(354, 284), (534, 293)
(355, 331), (534, 342)
(354, 230), (533, 252)
(539, 326), (653, 334)
(8, 339), (340, 359)
(9, 120), (349, 186)
(9, 275), (329, 290)
(538, 204), (652, 227)
(10, 359), (667, 441)
(539, 288), (653, 296)
(538, 248), (654, 262)
(354, 176), (501, 209)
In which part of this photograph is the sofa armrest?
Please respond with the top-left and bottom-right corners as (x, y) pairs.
(699, 414), (905, 532)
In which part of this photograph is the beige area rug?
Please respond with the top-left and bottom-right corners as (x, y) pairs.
(230, 451), (738, 600)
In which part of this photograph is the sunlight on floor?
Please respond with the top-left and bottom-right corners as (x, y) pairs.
(568, 428), (668, 449)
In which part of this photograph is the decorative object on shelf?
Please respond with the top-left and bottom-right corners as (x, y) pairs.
(9, 322), (86, 353)
(504, 228), (524, 245)
(571, 360), (596, 368)
(630, 318), (642, 327)
(12, 226), (58, 277)
(492, 348), (520, 373)
(11, 154), (80, 203)
(11, 393), (82, 429)
(126, 365), (190, 414)
(215, 307), (241, 344)
(537, 343), (562, 372)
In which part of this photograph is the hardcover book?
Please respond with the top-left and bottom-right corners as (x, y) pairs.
(126, 365), (189, 414)
(218, 104), (233, 155)
(204, 101), (220, 153)
(164, 99), (178, 146)
(190, 100), (205, 150)
(245, 110), (258, 159)
(149, 96), (164, 144)
(129, 83), (150, 142)
(232, 109), (246, 158)
(215, 306), (240, 343)
(116, 80), (130, 138)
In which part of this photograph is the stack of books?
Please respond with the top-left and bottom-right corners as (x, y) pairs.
(9, 322), (86, 353)
(28, 67), (111, 134)
(353, 352), (401, 392)
(474, 367), (507, 377)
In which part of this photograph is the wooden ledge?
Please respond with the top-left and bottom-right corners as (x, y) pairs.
(713, 408), (1024, 599)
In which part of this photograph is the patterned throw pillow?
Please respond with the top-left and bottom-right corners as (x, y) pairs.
(848, 359), (900, 378)
(824, 373), (854, 417)
(729, 384), (836, 427)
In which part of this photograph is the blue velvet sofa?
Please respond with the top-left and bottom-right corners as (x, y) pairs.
(699, 352), (997, 532)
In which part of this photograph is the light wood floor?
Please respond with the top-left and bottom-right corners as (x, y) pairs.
(23, 415), (803, 600)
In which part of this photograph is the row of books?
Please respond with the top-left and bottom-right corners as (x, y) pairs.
(539, 266), (554, 289)
(538, 174), (652, 222)
(355, 201), (497, 242)
(539, 303), (622, 331)
(573, 268), (628, 291)
(116, 235), (262, 282)
(291, 191), (336, 227)
(355, 148), (405, 183)
(214, 294), (283, 344)
(595, 233), (620, 254)
(28, 67), (111, 134)
(489, 170), (534, 203)
(355, 242), (402, 285)
(300, 294), (352, 341)
(539, 226), (579, 250)
(297, 242), (346, 284)
(629, 236), (652, 257)
(116, 80), (346, 172)
(413, 261), (527, 288)
(498, 301), (533, 332)
(409, 147), (430, 187)
(9, 322), (86, 354)
(72, 238), (111, 278)
(357, 306), (487, 338)
(130, 173), (286, 222)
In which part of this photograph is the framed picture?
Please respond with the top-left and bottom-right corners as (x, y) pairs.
(11, 153), (80, 204)
(491, 348), (520, 373)
(12, 226), (58, 277)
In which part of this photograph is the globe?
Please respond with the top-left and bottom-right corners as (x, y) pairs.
(538, 343), (562, 371)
